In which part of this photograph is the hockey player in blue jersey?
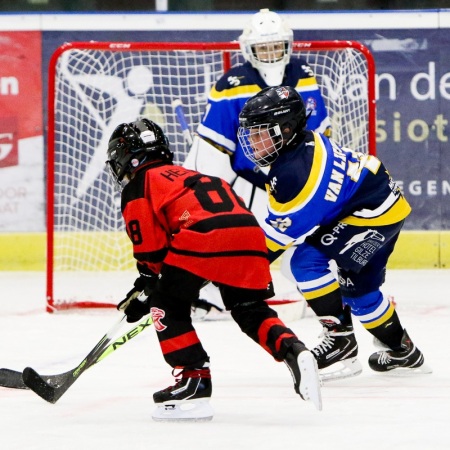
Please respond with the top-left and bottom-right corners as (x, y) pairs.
(184, 8), (331, 323)
(237, 85), (432, 376)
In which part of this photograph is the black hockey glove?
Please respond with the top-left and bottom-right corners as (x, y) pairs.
(117, 270), (158, 323)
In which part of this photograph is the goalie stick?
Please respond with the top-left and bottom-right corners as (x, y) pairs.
(172, 99), (193, 146)
(0, 315), (152, 400)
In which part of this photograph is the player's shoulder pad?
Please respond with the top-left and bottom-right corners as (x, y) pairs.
(121, 170), (146, 210)
(214, 63), (259, 92)
(268, 137), (315, 204)
(287, 58), (317, 79)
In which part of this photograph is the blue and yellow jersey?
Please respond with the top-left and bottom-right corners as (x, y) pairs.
(264, 131), (411, 254)
(197, 60), (331, 182)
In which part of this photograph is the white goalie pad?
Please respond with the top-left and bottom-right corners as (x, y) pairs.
(183, 135), (237, 184)
(232, 177), (268, 226)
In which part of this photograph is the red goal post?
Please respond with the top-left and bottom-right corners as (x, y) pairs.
(46, 40), (376, 312)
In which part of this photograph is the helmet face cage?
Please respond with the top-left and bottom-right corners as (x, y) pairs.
(251, 41), (290, 64)
(238, 123), (283, 167)
(105, 157), (123, 191)
(238, 86), (308, 167)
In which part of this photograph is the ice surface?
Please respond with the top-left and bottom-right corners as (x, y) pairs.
(0, 270), (449, 450)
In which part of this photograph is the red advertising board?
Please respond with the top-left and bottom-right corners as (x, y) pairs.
(0, 31), (42, 169)
(0, 31), (44, 231)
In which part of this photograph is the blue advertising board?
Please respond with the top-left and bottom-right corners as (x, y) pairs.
(41, 25), (450, 231)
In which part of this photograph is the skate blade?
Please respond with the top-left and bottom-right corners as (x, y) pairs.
(152, 399), (214, 422)
(376, 363), (433, 377)
(320, 357), (363, 383)
(298, 351), (323, 411)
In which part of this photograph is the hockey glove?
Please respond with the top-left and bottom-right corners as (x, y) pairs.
(118, 271), (158, 323)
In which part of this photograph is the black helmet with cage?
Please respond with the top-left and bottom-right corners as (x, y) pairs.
(106, 118), (173, 190)
(237, 85), (307, 167)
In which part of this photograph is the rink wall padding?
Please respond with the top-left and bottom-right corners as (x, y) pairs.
(1, 231), (449, 270)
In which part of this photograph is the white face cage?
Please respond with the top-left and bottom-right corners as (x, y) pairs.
(238, 123), (283, 167)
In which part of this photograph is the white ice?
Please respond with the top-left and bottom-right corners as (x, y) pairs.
(0, 270), (449, 450)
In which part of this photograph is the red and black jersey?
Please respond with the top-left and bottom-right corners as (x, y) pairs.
(121, 162), (271, 290)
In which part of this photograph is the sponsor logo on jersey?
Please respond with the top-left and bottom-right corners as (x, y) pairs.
(339, 229), (385, 255)
(151, 307), (168, 331)
(269, 176), (277, 194)
(320, 222), (348, 246)
(227, 75), (243, 87)
(179, 209), (194, 228)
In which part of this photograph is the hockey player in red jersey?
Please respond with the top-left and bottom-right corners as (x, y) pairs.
(106, 118), (322, 421)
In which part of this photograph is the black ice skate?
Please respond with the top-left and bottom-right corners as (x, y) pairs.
(284, 342), (322, 411)
(312, 315), (362, 382)
(191, 298), (230, 322)
(368, 329), (432, 375)
(152, 365), (214, 421)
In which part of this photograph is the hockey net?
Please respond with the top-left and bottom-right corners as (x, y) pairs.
(47, 41), (376, 312)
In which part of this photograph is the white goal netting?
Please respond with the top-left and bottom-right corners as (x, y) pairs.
(47, 41), (376, 311)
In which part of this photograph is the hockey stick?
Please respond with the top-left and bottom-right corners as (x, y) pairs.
(4, 315), (153, 401)
(172, 99), (193, 146)
(0, 315), (152, 391)
(173, 96), (257, 208)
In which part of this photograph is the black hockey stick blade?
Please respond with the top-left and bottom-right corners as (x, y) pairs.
(0, 368), (78, 391)
(0, 368), (27, 389)
(22, 367), (74, 403)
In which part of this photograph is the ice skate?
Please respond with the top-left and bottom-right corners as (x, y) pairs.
(191, 284), (231, 322)
(152, 365), (214, 421)
(368, 329), (432, 375)
(312, 315), (362, 382)
(284, 342), (322, 411)
(191, 298), (230, 322)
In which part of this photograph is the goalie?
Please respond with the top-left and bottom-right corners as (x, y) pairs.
(106, 118), (322, 421)
(184, 8), (332, 320)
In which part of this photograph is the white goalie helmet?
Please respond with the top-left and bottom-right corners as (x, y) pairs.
(238, 8), (293, 86)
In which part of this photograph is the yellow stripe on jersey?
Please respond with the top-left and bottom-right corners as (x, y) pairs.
(303, 281), (340, 300)
(295, 77), (319, 91)
(268, 133), (327, 214)
(209, 83), (261, 100)
(266, 236), (291, 253)
(341, 196), (412, 227)
(209, 79), (319, 101)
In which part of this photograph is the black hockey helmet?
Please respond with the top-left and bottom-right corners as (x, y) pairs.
(237, 86), (307, 166)
(106, 118), (173, 189)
